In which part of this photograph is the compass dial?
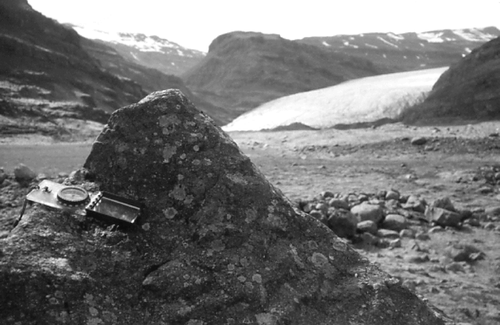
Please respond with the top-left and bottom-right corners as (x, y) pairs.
(57, 186), (90, 206)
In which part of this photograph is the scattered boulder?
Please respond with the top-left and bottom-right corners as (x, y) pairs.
(485, 206), (500, 216)
(360, 232), (379, 246)
(13, 163), (36, 183)
(477, 185), (494, 194)
(351, 202), (384, 223)
(326, 209), (357, 238)
(429, 197), (456, 212)
(411, 137), (427, 145)
(377, 229), (400, 239)
(405, 254), (430, 264)
(403, 195), (426, 213)
(385, 189), (400, 201)
(0, 90), (444, 324)
(384, 199), (400, 211)
(328, 198), (349, 210)
(320, 191), (335, 199)
(389, 238), (402, 248)
(357, 220), (378, 235)
(445, 262), (466, 273)
(0, 168), (7, 185)
(400, 229), (416, 238)
(415, 231), (431, 241)
(484, 222), (496, 230)
(445, 244), (485, 263)
(425, 206), (462, 228)
(428, 226), (446, 234)
(381, 214), (408, 231)
(315, 202), (329, 214)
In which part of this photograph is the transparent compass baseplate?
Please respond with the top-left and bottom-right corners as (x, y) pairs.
(26, 180), (141, 224)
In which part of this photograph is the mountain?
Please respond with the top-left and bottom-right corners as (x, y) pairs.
(0, 0), (229, 139)
(299, 27), (500, 72)
(71, 25), (205, 76)
(400, 36), (500, 124)
(223, 67), (446, 131)
(183, 31), (387, 120)
(0, 0), (146, 129)
(79, 37), (230, 124)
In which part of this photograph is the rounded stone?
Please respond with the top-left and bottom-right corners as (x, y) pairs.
(381, 214), (407, 231)
(350, 203), (384, 223)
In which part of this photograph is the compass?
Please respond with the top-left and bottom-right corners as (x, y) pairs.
(56, 186), (90, 207)
(19, 180), (141, 226)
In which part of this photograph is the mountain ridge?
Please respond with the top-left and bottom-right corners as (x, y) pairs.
(183, 31), (387, 121)
(298, 27), (500, 71)
(70, 25), (205, 76)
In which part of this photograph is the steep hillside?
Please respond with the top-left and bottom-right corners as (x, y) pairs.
(183, 31), (386, 119)
(401, 36), (500, 124)
(0, 0), (146, 116)
(223, 67), (446, 131)
(299, 27), (500, 72)
(71, 26), (205, 76)
(80, 38), (230, 125)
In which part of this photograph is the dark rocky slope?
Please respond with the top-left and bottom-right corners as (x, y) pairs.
(401, 36), (500, 124)
(0, 0), (145, 116)
(0, 0), (229, 132)
(0, 90), (444, 324)
(183, 31), (386, 119)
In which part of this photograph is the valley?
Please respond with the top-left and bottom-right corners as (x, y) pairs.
(1, 1), (500, 323)
(1, 122), (500, 324)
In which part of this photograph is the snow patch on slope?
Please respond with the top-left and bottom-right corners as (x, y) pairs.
(223, 67), (448, 131)
(418, 32), (445, 43)
(377, 36), (399, 48)
(418, 28), (498, 43)
(72, 25), (201, 55)
(454, 28), (498, 42)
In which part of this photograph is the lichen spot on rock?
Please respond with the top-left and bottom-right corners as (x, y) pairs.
(255, 313), (278, 325)
(226, 173), (248, 185)
(245, 209), (257, 223)
(252, 273), (262, 283)
(311, 252), (329, 268)
(169, 184), (187, 201)
(266, 213), (287, 231)
(163, 207), (178, 219)
(162, 144), (177, 163)
(158, 114), (181, 135)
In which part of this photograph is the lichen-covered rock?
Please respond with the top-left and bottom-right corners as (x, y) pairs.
(0, 90), (444, 324)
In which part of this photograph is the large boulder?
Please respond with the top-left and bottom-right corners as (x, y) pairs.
(0, 90), (444, 324)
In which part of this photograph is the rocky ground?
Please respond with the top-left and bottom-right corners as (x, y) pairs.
(1, 121), (500, 324)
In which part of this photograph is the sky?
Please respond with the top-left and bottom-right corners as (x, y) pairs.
(28, 0), (500, 52)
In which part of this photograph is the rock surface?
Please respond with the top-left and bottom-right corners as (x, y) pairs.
(0, 90), (444, 324)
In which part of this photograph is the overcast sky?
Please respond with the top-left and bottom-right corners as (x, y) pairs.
(28, 0), (500, 52)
